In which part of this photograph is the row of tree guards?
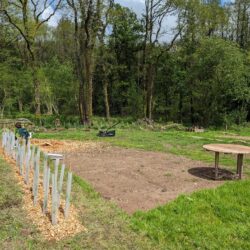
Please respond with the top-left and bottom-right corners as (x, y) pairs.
(1, 131), (73, 225)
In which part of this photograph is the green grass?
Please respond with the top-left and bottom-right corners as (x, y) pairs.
(35, 128), (250, 170)
(0, 157), (155, 249)
(132, 180), (250, 249)
(3, 126), (250, 249)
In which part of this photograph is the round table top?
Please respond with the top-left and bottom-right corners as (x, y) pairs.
(203, 144), (250, 154)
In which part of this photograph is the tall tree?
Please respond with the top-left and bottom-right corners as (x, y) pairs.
(107, 3), (143, 117)
(235, 0), (250, 49)
(67, 0), (102, 125)
(97, 0), (114, 120)
(1, 0), (62, 114)
(142, 0), (183, 120)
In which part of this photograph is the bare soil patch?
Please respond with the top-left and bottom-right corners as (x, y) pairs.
(33, 139), (226, 214)
(219, 135), (250, 141)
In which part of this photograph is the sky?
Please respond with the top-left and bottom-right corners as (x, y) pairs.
(41, 5), (61, 27)
(43, 0), (234, 32)
(115, 0), (145, 16)
(116, 0), (177, 41)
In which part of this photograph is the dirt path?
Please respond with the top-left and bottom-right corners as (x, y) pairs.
(219, 135), (250, 141)
(33, 139), (229, 214)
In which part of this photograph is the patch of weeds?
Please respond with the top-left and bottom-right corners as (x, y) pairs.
(0, 196), (22, 210)
(164, 172), (172, 177)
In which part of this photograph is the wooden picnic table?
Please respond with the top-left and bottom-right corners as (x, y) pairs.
(203, 144), (250, 180)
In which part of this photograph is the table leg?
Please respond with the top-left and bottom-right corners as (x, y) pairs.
(215, 152), (219, 180)
(237, 154), (244, 179)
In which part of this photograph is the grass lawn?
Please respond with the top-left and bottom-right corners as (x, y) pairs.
(2, 127), (250, 249)
(35, 128), (250, 170)
(132, 179), (250, 249)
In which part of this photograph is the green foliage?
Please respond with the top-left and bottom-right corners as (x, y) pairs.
(0, 37), (32, 115)
(39, 58), (77, 115)
(1, 1), (250, 126)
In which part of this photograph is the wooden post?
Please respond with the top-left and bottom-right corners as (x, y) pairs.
(237, 154), (244, 179)
(57, 164), (65, 208)
(11, 132), (15, 159)
(4, 132), (7, 150)
(25, 148), (31, 184)
(16, 143), (20, 168)
(43, 154), (48, 192)
(6, 132), (9, 154)
(43, 167), (50, 214)
(33, 155), (40, 205)
(36, 148), (40, 167)
(54, 158), (59, 186)
(30, 146), (35, 170)
(19, 144), (25, 175)
(215, 152), (219, 180)
(51, 173), (58, 225)
(6, 132), (10, 155)
(6, 133), (9, 154)
(19, 144), (22, 171)
(21, 144), (26, 175)
(4, 132), (6, 149)
(2, 132), (6, 148)
(64, 172), (73, 218)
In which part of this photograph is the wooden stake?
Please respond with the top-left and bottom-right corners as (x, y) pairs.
(30, 146), (35, 170)
(36, 148), (40, 167)
(64, 172), (73, 218)
(21, 144), (26, 175)
(57, 164), (65, 208)
(11, 132), (15, 159)
(19, 144), (25, 175)
(52, 173), (58, 225)
(43, 167), (50, 214)
(25, 148), (31, 184)
(16, 143), (20, 168)
(43, 154), (48, 192)
(2, 132), (6, 148)
(54, 158), (59, 184)
(33, 155), (39, 205)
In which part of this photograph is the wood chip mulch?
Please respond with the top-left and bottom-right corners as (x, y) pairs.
(31, 139), (108, 154)
(0, 148), (86, 241)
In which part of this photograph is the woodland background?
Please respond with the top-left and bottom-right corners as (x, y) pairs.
(0, 0), (250, 127)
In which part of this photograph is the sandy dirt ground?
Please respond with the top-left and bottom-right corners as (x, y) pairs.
(32, 139), (232, 214)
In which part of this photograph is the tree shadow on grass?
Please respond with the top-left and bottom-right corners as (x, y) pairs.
(188, 167), (236, 181)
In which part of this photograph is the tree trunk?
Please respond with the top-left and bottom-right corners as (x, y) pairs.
(52, 104), (59, 115)
(0, 106), (4, 119)
(190, 95), (194, 125)
(78, 70), (89, 125)
(84, 48), (94, 118)
(79, 80), (85, 124)
(46, 102), (53, 115)
(178, 91), (183, 123)
(31, 62), (41, 115)
(103, 76), (110, 120)
(34, 76), (41, 115)
(145, 64), (155, 120)
(18, 99), (23, 113)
